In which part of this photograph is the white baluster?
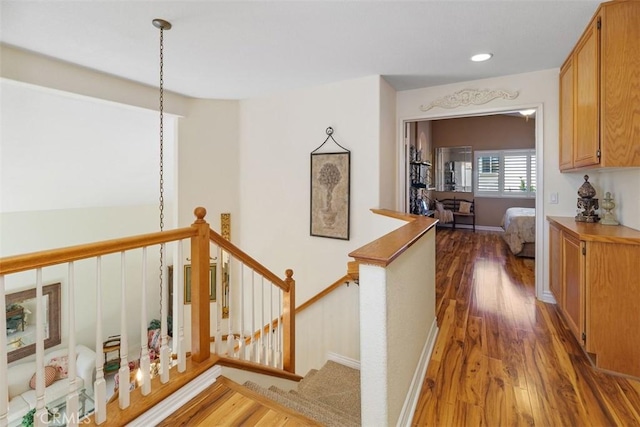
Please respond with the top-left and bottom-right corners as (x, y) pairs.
(0, 275), (9, 427)
(66, 263), (79, 427)
(226, 253), (234, 357)
(277, 289), (283, 369)
(238, 262), (245, 361)
(269, 282), (274, 367)
(118, 252), (130, 409)
(215, 246), (222, 355)
(94, 257), (106, 424)
(35, 269), (47, 427)
(160, 243), (170, 384)
(140, 248), (151, 396)
(260, 277), (265, 365)
(176, 242), (186, 372)
(250, 270), (255, 362)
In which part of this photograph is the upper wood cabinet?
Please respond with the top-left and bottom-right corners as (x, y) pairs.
(559, 1), (640, 172)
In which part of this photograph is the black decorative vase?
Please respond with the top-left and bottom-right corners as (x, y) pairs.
(575, 175), (599, 222)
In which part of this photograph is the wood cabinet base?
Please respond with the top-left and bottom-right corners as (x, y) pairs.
(548, 216), (640, 379)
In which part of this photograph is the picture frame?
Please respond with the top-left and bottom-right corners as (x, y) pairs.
(5, 282), (61, 363)
(310, 151), (351, 240)
(183, 263), (216, 304)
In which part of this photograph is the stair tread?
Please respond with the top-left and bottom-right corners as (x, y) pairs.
(297, 361), (361, 418)
(288, 389), (361, 423)
(243, 381), (357, 427)
(268, 386), (360, 424)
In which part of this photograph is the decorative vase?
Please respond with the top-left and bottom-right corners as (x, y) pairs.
(575, 175), (599, 222)
(577, 174), (596, 198)
(599, 192), (619, 225)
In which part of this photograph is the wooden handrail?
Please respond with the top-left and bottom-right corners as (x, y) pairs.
(216, 357), (303, 382)
(296, 274), (352, 314)
(209, 229), (290, 293)
(0, 228), (196, 275)
(349, 216), (437, 267)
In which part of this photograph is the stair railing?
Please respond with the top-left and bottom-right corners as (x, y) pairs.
(207, 228), (296, 373)
(0, 207), (296, 426)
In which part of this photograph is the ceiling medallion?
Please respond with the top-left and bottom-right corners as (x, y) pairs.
(420, 89), (519, 112)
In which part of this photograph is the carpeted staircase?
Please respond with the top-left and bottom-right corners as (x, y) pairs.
(243, 360), (361, 426)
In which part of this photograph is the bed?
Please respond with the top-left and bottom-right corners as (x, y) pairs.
(501, 207), (536, 257)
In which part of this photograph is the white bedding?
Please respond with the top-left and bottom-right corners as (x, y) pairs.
(501, 207), (535, 255)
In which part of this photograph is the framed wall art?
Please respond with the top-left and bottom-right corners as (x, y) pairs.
(310, 127), (351, 240)
(5, 282), (61, 363)
(183, 263), (216, 304)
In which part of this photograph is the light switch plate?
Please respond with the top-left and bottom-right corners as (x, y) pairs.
(550, 192), (559, 204)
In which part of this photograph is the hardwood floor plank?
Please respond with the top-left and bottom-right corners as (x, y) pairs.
(414, 229), (640, 426)
(459, 316), (488, 406)
(412, 361), (442, 426)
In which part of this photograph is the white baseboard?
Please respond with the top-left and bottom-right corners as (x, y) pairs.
(476, 225), (504, 232)
(396, 318), (438, 427)
(128, 365), (222, 426)
(540, 290), (557, 304)
(327, 352), (361, 370)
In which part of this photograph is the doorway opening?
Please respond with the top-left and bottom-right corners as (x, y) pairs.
(399, 106), (544, 299)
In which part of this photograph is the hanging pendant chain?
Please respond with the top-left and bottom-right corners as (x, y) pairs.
(158, 26), (165, 317)
(159, 26), (165, 233)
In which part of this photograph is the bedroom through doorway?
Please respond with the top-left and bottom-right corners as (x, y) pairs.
(402, 108), (541, 294)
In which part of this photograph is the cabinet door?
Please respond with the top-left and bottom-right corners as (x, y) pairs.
(600, 2), (640, 167)
(549, 223), (563, 305)
(562, 232), (585, 346)
(574, 17), (600, 169)
(559, 59), (574, 171)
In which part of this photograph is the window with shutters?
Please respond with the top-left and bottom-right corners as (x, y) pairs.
(474, 149), (536, 198)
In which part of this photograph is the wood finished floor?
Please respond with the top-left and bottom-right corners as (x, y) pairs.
(157, 376), (320, 426)
(412, 228), (640, 426)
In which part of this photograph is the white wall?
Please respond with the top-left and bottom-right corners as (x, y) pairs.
(0, 79), (175, 214)
(176, 98), (240, 351)
(238, 75), (383, 301)
(0, 44), (188, 116)
(238, 75), (402, 374)
(585, 169), (640, 230)
(379, 77), (397, 210)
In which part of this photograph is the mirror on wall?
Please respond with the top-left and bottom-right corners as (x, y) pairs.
(5, 282), (61, 363)
(435, 146), (473, 192)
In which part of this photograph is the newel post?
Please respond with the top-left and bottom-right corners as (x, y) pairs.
(191, 207), (211, 363)
(282, 269), (296, 373)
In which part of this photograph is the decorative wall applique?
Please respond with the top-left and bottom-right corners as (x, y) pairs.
(420, 89), (519, 111)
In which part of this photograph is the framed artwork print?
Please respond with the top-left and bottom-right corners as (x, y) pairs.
(310, 128), (351, 240)
(184, 263), (216, 304)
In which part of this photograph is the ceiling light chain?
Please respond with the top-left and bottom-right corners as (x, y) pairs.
(153, 18), (171, 321)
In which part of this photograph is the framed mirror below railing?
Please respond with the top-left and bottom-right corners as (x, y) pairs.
(5, 282), (61, 363)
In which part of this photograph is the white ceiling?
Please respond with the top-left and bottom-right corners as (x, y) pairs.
(0, 1), (600, 100)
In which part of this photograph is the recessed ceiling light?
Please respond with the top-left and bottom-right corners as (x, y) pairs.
(471, 53), (493, 62)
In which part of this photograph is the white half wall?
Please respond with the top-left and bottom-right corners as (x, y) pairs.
(359, 227), (436, 426)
